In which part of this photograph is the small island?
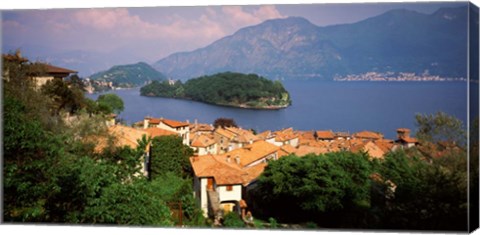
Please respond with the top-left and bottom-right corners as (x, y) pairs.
(140, 72), (292, 109)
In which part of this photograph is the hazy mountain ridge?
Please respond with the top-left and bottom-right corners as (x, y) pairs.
(153, 6), (469, 81)
(88, 62), (166, 89)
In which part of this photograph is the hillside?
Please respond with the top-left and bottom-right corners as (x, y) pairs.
(153, 6), (468, 80)
(140, 72), (291, 109)
(88, 62), (166, 90)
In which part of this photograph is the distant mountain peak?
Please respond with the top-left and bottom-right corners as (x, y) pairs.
(153, 6), (468, 81)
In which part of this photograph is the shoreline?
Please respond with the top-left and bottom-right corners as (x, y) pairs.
(141, 94), (291, 110)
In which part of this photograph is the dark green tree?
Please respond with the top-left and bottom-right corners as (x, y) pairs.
(250, 152), (372, 226)
(415, 112), (466, 147)
(375, 150), (468, 230)
(213, 117), (238, 128)
(223, 212), (245, 228)
(150, 135), (194, 179)
(96, 93), (124, 114)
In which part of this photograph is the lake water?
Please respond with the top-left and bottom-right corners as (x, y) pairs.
(87, 81), (469, 139)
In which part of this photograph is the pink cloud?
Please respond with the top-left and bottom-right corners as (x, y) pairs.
(221, 5), (285, 29)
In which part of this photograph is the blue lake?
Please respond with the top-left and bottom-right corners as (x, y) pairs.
(87, 81), (469, 139)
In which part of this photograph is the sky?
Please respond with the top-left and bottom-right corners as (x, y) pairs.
(0, 0), (473, 75)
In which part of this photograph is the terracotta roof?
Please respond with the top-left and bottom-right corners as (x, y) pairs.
(374, 139), (395, 152)
(41, 63), (77, 74)
(297, 130), (316, 141)
(162, 118), (189, 128)
(190, 155), (246, 185)
(351, 141), (385, 159)
(220, 140), (279, 167)
(315, 130), (335, 139)
(256, 130), (274, 140)
(215, 127), (236, 139)
(95, 125), (149, 153)
(397, 136), (418, 144)
(353, 131), (383, 140)
(191, 134), (216, 148)
(334, 132), (351, 138)
(190, 123), (214, 132)
(145, 127), (177, 138)
(280, 144), (296, 154)
(228, 127), (258, 143)
(242, 162), (267, 185)
(274, 128), (298, 142)
(146, 117), (162, 125)
(145, 117), (189, 127)
(294, 145), (328, 157)
(396, 128), (411, 133)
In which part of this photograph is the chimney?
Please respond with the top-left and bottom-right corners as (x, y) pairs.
(226, 155), (231, 163)
(396, 128), (411, 139)
(235, 156), (240, 165)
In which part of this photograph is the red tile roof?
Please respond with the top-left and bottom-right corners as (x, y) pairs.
(144, 127), (177, 138)
(162, 118), (189, 128)
(191, 134), (216, 148)
(190, 155), (246, 185)
(274, 128), (298, 142)
(41, 63), (77, 74)
(353, 131), (383, 140)
(315, 130), (335, 139)
(220, 140), (279, 167)
(397, 136), (418, 144)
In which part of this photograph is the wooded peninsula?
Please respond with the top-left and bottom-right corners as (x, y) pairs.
(140, 72), (292, 109)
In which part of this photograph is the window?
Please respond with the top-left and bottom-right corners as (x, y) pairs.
(226, 185), (233, 191)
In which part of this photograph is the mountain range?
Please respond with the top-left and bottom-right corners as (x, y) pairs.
(153, 6), (469, 81)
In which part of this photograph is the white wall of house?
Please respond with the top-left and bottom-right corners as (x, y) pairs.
(217, 185), (242, 203)
(33, 76), (54, 87)
(158, 122), (190, 145)
(265, 137), (276, 145)
(194, 177), (208, 217)
(196, 144), (217, 156)
(290, 137), (299, 147)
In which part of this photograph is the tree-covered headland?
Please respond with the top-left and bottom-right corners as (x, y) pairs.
(140, 72), (291, 109)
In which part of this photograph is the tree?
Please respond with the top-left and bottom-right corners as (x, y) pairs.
(415, 112), (466, 147)
(250, 152), (372, 226)
(374, 150), (468, 230)
(150, 135), (194, 179)
(96, 93), (124, 114)
(42, 78), (86, 115)
(213, 117), (238, 128)
(82, 178), (173, 225)
(223, 212), (245, 228)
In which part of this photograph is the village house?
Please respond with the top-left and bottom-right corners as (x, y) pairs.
(2, 51), (77, 87)
(143, 117), (190, 145)
(31, 63), (77, 87)
(272, 128), (299, 147)
(350, 140), (386, 159)
(190, 120), (214, 136)
(394, 128), (419, 149)
(256, 130), (277, 144)
(191, 133), (217, 156)
(213, 127), (237, 153)
(315, 130), (335, 142)
(189, 139), (283, 220)
(334, 131), (351, 140)
(189, 155), (247, 218)
(353, 130), (384, 141)
(213, 127), (257, 154)
(144, 127), (178, 138)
